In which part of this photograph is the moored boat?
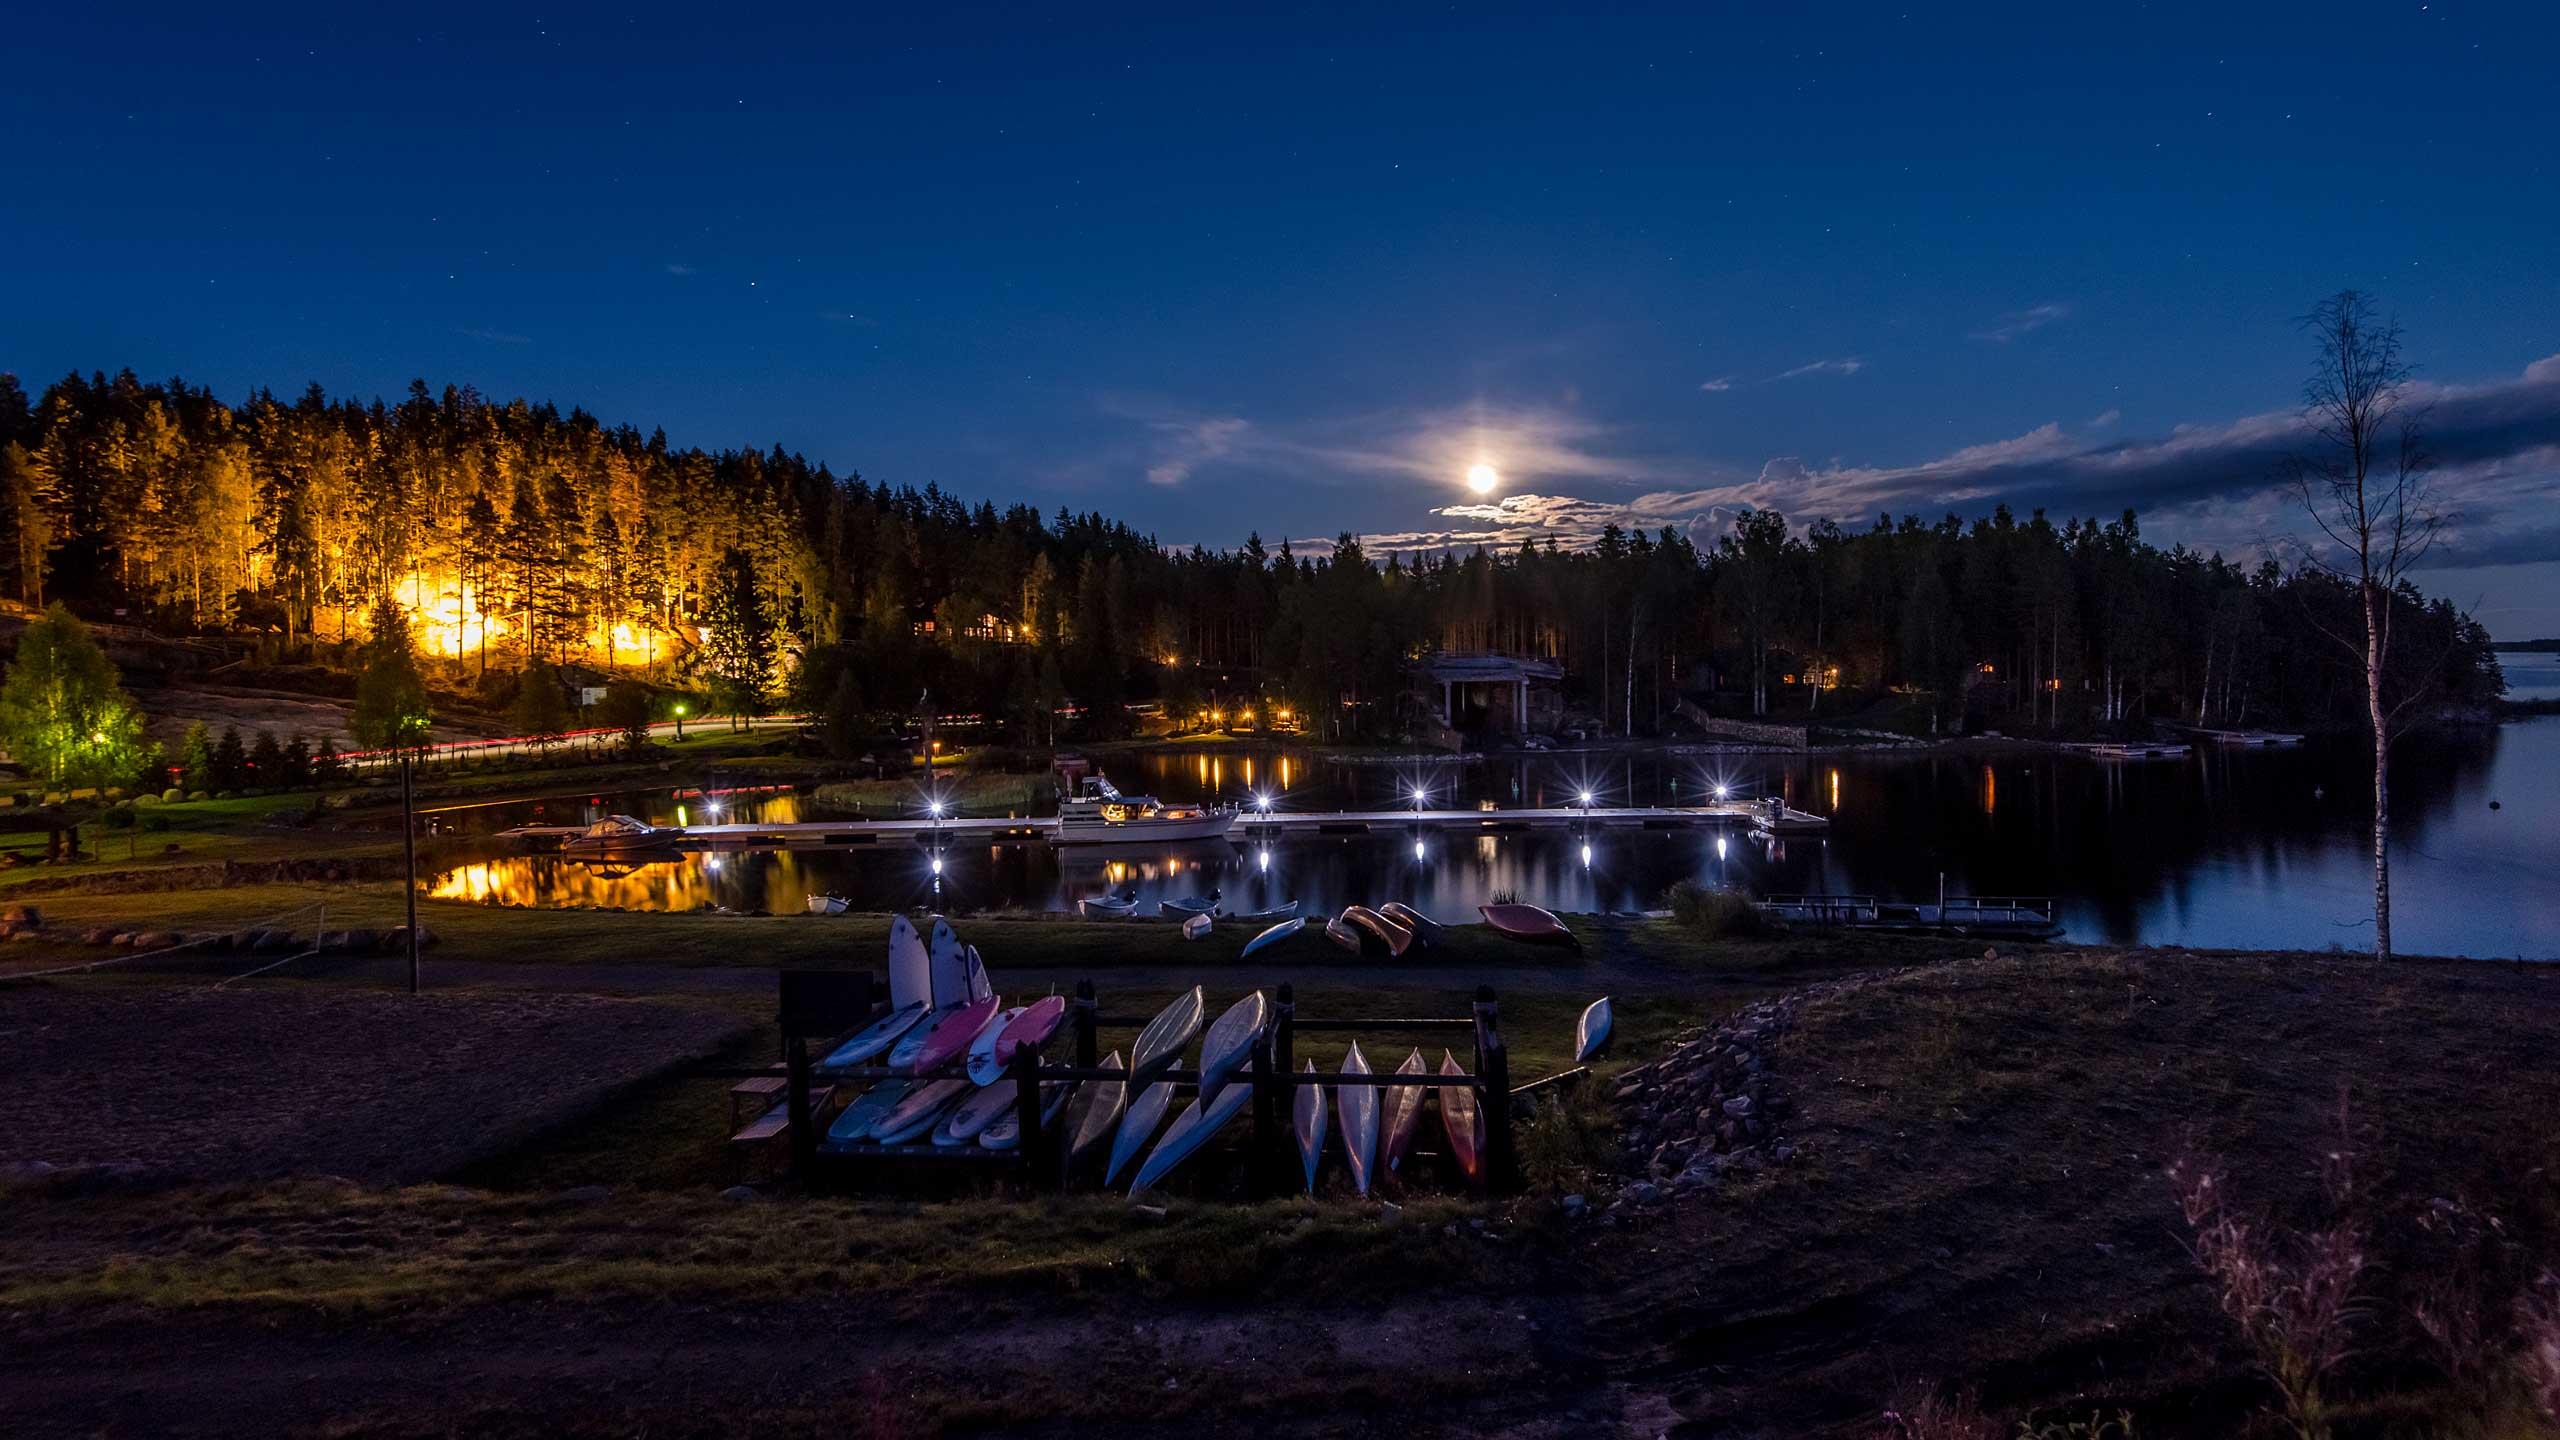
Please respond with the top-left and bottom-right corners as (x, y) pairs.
(1229, 900), (1300, 924)
(1078, 887), (1141, 919)
(803, 893), (850, 916)
(1479, 902), (1579, 949)
(1054, 775), (1236, 845)
(560, 814), (686, 857)
(1159, 889), (1222, 920)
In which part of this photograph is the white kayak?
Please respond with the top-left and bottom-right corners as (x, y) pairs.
(966, 1006), (1030, 1086)
(1336, 1041), (1379, 1196)
(1129, 1080), (1254, 1195)
(886, 914), (933, 1011)
(1382, 1047), (1429, 1175)
(1195, 991), (1267, 1106)
(872, 1078), (970, 1145)
(818, 1002), (928, 1072)
(1063, 1050), (1127, 1167)
(935, 1080), (1018, 1145)
(1105, 1080), (1176, 1186)
(826, 1079), (911, 1143)
(1294, 1057), (1327, 1194)
(1128, 986), (1205, 1096)
(1576, 996), (1613, 1063)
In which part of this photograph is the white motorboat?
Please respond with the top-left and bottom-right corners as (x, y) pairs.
(1053, 775), (1235, 845)
(559, 814), (685, 856)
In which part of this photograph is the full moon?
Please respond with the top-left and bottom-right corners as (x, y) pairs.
(1465, 462), (1499, 494)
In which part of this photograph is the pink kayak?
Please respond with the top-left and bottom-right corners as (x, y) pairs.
(906, 995), (1002, 1076)
(993, 995), (1068, 1071)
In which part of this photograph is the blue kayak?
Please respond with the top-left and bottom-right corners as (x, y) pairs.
(1240, 917), (1306, 958)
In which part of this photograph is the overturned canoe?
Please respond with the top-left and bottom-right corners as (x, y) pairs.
(1336, 1041), (1379, 1196)
(1127, 985), (1205, 1095)
(1377, 902), (1445, 946)
(1575, 996), (1613, 1063)
(1062, 1050), (1127, 1168)
(1128, 1080), (1254, 1195)
(1241, 917), (1307, 958)
(1340, 905), (1415, 958)
(1382, 1047), (1429, 1175)
(1479, 903), (1579, 949)
(1438, 1050), (1483, 1185)
(1196, 991), (1267, 1107)
(1294, 1057), (1328, 1194)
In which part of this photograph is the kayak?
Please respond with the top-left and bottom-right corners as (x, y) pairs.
(872, 1078), (970, 1144)
(1128, 986), (1205, 1095)
(965, 1006), (1030, 1086)
(977, 1082), (1071, 1150)
(825, 1079), (911, 1144)
(935, 1080), (1019, 1144)
(1378, 903), (1445, 947)
(1438, 1050), (1483, 1184)
(993, 995), (1068, 1072)
(1063, 1050), (1127, 1167)
(1336, 1041), (1379, 1196)
(1195, 991), (1268, 1106)
(1575, 996), (1614, 1063)
(906, 995), (1004, 1076)
(1129, 1081), (1254, 1195)
(886, 913), (933, 1011)
(1382, 1047), (1429, 1174)
(818, 1002), (928, 1072)
(1479, 903), (1579, 949)
(1341, 905), (1415, 958)
(1293, 1058), (1327, 1194)
(1106, 1080), (1176, 1186)
(1322, 917), (1363, 954)
(1240, 917), (1306, 958)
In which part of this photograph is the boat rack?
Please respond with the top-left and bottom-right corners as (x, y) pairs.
(732, 971), (1520, 1197)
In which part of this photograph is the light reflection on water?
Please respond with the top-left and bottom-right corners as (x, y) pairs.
(423, 722), (2558, 958)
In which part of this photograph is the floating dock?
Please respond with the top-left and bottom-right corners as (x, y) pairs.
(499, 801), (1826, 852)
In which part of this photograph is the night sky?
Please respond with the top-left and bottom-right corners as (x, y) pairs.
(9, 3), (2557, 634)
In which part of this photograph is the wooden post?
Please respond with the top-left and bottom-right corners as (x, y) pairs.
(1072, 978), (1097, 1068)
(1269, 983), (1297, 1197)
(1247, 1022), (1277, 1196)
(400, 751), (420, 995)
(1473, 985), (1517, 1194)
(1011, 1042), (1047, 1190)
(784, 1034), (816, 1187)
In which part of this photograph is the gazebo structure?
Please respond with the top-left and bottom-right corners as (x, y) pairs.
(1420, 652), (1564, 736)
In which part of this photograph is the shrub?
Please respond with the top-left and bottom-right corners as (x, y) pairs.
(139, 811), (171, 832)
(98, 805), (138, 829)
(1666, 879), (1763, 938)
(1518, 1081), (1618, 1192)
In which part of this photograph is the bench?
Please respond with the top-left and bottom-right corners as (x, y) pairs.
(727, 1073), (788, 1130)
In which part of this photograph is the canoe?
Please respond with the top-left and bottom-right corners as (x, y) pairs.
(1063, 1050), (1127, 1167)
(1158, 890), (1221, 919)
(1341, 905), (1415, 958)
(1196, 991), (1268, 1106)
(1241, 917), (1306, 958)
(886, 913), (933, 1011)
(1479, 902), (1579, 949)
(825, 1079), (911, 1143)
(1230, 900), (1300, 924)
(1438, 1050), (1483, 1185)
(1105, 1080), (1176, 1186)
(934, 1080), (1019, 1145)
(1378, 903), (1445, 946)
(818, 1002), (927, 1072)
(1128, 1081), (1255, 1195)
(905, 995), (1004, 1076)
(1575, 996), (1614, 1063)
(871, 1078), (970, 1144)
(1382, 1047), (1429, 1174)
(1322, 918), (1363, 954)
(1336, 1041), (1379, 1196)
(992, 995), (1068, 1073)
(1127, 985), (1205, 1095)
(1294, 1058), (1328, 1194)
(927, 916), (972, 1007)
(965, 1006), (1029, 1086)
(977, 1082), (1071, 1150)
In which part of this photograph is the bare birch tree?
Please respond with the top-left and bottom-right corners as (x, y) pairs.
(2289, 291), (2440, 961)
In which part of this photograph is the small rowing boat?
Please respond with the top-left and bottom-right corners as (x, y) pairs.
(1229, 899), (1300, 924)
(818, 1002), (927, 1072)
(1127, 985), (1204, 1094)
(1196, 991), (1267, 1106)
(1337, 1041), (1379, 1196)
(1339, 905), (1415, 958)
(1438, 1050), (1483, 1185)
(1077, 887), (1140, 919)
(1381, 1047), (1428, 1174)
(1129, 1080), (1254, 1195)
(1158, 889), (1222, 920)
(1241, 917), (1306, 958)
(1377, 903), (1444, 946)
(1294, 1058), (1327, 1194)
(803, 893), (850, 916)
(1575, 996), (1613, 1063)
(1479, 902), (1578, 949)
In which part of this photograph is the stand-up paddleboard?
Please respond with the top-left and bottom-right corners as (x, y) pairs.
(826, 1079), (911, 1144)
(1195, 991), (1267, 1106)
(885, 1003), (954, 1073)
(1378, 903), (1445, 947)
(1127, 986), (1204, 1095)
(1337, 1042), (1378, 1196)
(1575, 996), (1613, 1063)
(1294, 1058), (1327, 1194)
(1063, 1050), (1126, 1167)
(1382, 1047), (1428, 1174)
(992, 995), (1067, 1074)
(886, 914), (933, 1011)
(1105, 1080), (1175, 1186)
(935, 1080), (1019, 1145)
(1437, 1050), (1483, 1184)
(1129, 1081), (1254, 1195)
(928, 917), (972, 1008)
(965, 1006), (1030, 1086)
(1241, 917), (1306, 958)
(965, 943), (992, 1002)
(872, 1078), (969, 1144)
(977, 1082), (1070, 1150)
(905, 995), (1003, 1076)
(819, 1003), (928, 1072)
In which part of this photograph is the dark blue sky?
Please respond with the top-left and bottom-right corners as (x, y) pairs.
(9, 3), (2557, 633)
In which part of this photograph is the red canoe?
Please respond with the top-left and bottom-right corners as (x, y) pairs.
(1478, 903), (1578, 949)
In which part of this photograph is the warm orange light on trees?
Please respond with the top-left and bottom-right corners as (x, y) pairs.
(392, 574), (504, 658)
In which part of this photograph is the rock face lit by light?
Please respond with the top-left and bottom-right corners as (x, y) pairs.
(1465, 462), (1499, 495)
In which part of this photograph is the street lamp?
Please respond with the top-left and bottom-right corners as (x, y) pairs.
(673, 702), (687, 741)
(1577, 788), (1595, 811)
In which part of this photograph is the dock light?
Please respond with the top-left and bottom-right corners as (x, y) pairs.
(1716, 836), (1729, 860)
(1580, 842), (1593, 868)
(1413, 838), (1426, 861)
(930, 854), (943, 876)
(1577, 789), (1595, 808)
(1714, 783), (1730, 800)
(1258, 847), (1270, 872)
(704, 799), (722, 818)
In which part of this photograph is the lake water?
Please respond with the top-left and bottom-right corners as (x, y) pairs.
(424, 706), (2560, 960)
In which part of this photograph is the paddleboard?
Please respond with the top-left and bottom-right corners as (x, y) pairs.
(1294, 1058), (1327, 1194)
(1195, 991), (1267, 1106)
(1438, 1050), (1483, 1184)
(1129, 1080), (1254, 1195)
(1382, 1047), (1428, 1174)
(886, 914), (932, 1011)
(1063, 1050), (1127, 1167)
(966, 1006), (1030, 1086)
(966, 942), (992, 1002)
(907, 995), (1003, 1076)
(885, 1004), (957, 1073)
(1337, 1041), (1378, 1196)
(928, 917), (971, 1008)
(1575, 996), (1613, 1063)
(1105, 1080), (1175, 1186)
(977, 1082), (1069, 1150)
(935, 1081), (1018, 1145)
(1240, 917), (1306, 958)
(993, 994), (1067, 1073)
(826, 1079), (911, 1144)
(871, 1078), (969, 1144)
(1127, 986), (1204, 1096)
(819, 1003), (928, 1072)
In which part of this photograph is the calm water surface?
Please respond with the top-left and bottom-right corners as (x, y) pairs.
(425, 707), (2559, 959)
